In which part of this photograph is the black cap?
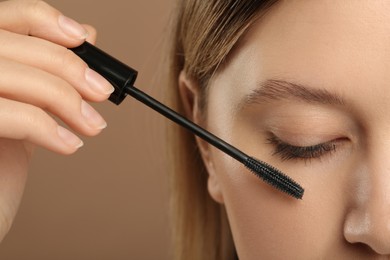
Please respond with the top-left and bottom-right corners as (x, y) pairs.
(71, 41), (138, 105)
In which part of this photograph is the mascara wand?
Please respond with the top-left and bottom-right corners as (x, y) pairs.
(71, 42), (304, 200)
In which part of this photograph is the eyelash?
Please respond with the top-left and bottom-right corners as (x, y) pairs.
(267, 135), (338, 162)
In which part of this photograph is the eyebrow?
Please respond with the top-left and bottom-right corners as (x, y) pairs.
(239, 79), (345, 108)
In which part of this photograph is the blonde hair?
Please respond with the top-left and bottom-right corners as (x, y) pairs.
(166, 1), (278, 259)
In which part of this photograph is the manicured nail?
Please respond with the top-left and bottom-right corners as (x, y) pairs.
(81, 100), (107, 129)
(58, 15), (88, 40)
(85, 68), (115, 95)
(57, 126), (84, 149)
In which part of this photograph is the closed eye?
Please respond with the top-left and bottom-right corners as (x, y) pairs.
(267, 134), (340, 162)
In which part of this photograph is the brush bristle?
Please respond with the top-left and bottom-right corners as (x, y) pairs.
(244, 157), (304, 199)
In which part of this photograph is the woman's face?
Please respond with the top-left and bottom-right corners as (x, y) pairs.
(196, 0), (390, 258)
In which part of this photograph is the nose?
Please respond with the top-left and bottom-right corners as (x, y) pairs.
(343, 160), (390, 255)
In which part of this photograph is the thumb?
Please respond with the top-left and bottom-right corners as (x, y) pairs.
(0, 0), (88, 47)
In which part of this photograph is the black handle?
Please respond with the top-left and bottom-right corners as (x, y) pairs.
(70, 41), (138, 105)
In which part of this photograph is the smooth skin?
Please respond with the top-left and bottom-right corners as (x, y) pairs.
(0, 0), (112, 241)
(181, 0), (390, 259)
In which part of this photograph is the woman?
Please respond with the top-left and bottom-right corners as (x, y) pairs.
(1, 0), (390, 259)
(168, 0), (390, 259)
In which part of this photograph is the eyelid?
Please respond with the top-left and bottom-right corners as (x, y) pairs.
(266, 126), (345, 147)
(267, 133), (343, 148)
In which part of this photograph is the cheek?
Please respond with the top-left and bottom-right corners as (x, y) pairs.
(210, 145), (350, 258)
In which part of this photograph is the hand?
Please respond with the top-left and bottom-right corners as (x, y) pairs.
(0, 0), (114, 241)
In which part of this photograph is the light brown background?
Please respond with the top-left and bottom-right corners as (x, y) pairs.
(0, 0), (173, 259)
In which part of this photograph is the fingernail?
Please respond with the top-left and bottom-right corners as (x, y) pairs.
(85, 68), (115, 95)
(58, 15), (88, 40)
(81, 100), (107, 129)
(57, 126), (84, 149)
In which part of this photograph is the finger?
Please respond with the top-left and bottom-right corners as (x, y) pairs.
(82, 24), (97, 44)
(0, 56), (107, 136)
(0, 29), (113, 102)
(0, 97), (83, 155)
(0, 0), (87, 47)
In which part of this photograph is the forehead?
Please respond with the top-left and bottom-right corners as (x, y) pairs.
(211, 0), (390, 113)
(247, 0), (390, 77)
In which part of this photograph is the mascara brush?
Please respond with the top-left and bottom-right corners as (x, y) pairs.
(71, 41), (304, 200)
